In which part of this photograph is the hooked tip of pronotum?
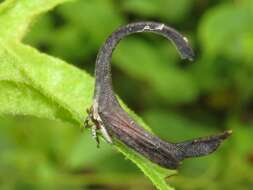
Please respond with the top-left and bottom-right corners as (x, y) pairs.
(180, 46), (195, 61)
(182, 53), (195, 62)
(180, 36), (195, 62)
(186, 48), (195, 61)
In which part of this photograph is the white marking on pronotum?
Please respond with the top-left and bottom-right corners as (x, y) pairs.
(155, 24), (164, 30)
(143, 25), (151, 30)
(142, 24), (164, 32)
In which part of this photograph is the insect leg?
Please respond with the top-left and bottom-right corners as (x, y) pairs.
(91, 125), (100, 148)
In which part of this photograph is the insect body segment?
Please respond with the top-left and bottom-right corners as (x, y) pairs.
(85, 22), (232, 169)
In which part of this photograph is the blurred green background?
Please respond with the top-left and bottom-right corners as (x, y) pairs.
(1, 0), (253, 189)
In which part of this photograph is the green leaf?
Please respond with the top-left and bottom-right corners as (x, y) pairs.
(0, 42), (91, 124)
(0, 0), (176, 189)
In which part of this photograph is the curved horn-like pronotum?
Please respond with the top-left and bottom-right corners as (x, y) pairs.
(85, 22), (232, 169)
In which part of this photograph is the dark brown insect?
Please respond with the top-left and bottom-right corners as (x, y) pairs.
(84, 21), (232, 169)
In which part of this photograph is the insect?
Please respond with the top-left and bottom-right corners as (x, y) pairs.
(84, 21), (232, 169)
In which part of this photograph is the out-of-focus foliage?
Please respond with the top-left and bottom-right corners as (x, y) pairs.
(121, 0), (193, 23)
(1, 0), (253, 190)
